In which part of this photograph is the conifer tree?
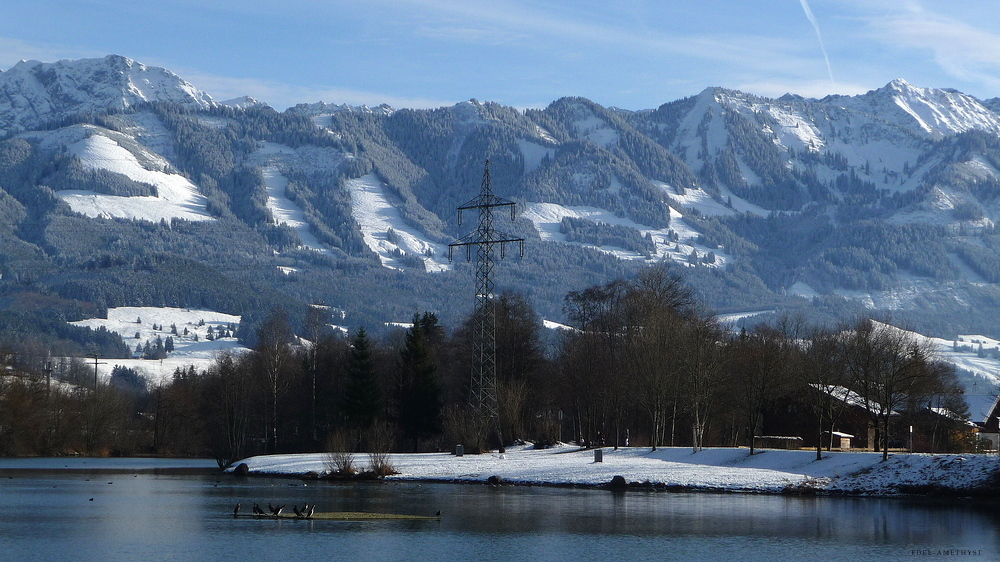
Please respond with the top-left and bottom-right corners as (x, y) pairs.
(341, 328), (382, 431)
(398, 314), (443, 451)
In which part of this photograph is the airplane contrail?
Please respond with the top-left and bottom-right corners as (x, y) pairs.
(799, 0), (834, 84)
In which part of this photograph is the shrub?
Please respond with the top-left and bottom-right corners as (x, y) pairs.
(324, 429), (356, 475)
(364, 420), (397, 476)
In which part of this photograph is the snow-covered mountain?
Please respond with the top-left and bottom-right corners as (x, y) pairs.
(5, 54), (1000, 355)
(0, 55), (214, 135)
(830, 79), (1000, 139)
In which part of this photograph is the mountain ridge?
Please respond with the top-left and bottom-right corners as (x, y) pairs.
(3, 55), (1000, 352)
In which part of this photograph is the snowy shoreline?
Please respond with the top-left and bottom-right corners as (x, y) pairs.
(228, 443), (1000, 498)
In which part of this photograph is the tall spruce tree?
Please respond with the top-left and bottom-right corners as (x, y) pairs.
(398, 313), (443, 451)
(341, 327), (382, 431)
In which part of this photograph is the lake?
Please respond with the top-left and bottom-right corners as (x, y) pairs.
(0, 458), (995, 561)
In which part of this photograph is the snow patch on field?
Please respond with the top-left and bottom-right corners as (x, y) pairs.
(521, 202), (728, 267)
(70, 306), (246, 386)
(229, 444), (1000, 496)
(654, 181), (768, 217)
(346, 174), (451, 272)
(56, 132), (212, 222)
(542, 319), (578, 332)
(517, 139), (555, 173)
(717, 310), (775, 325)
(788, 281), (820, 299)
(573, 115), (619, 147)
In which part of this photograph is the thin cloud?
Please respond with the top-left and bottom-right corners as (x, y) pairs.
(0, 36), (103, 69)
(412, 24), (531, 46)
(865, 5), (1000, 92)
(174, 68), (458, 110)
(736, 79), (870, 100)
(395, 0), (818, 69)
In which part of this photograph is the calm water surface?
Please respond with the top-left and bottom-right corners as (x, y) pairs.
(0, 458), (995, 561)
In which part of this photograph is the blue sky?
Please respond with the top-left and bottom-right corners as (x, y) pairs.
(2, 1), (1000, 110)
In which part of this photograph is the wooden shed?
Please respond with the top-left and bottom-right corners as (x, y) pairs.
(824, 431), (854, 450)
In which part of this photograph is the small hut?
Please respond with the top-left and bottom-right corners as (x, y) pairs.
(824, 431), (854, 450)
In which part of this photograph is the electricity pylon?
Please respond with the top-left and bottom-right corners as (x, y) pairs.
(449, 160), (524, 447)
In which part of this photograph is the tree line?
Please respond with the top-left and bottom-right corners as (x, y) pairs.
(0, 265), (972, 464)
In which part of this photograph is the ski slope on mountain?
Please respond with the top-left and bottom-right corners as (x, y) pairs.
(346, 173), (451, 273)
(261, 165), (335, 257)
(55, 132), (212, 222)
(521, 201), (728, 266)
(250, 142), (348, 258)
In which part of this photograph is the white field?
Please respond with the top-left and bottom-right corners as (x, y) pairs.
(70, 306), (247, 386)
(229, 443), (1000, 496)
(572, 115), (619, 147)
(653, 181), (768, 217)
(787, 281), (820, 299)
(346, 173), (451, 273)
(516, 139), (555, 173)
(716, 310), (776, 325)
(521, 201), (729, 267)
(56, 132), (213, 222)
(542, 319), (577, 332)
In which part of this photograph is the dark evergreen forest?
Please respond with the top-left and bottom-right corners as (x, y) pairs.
(0, 267), (971, 466)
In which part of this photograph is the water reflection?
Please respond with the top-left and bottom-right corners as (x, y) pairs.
(0, 465), (995, 561)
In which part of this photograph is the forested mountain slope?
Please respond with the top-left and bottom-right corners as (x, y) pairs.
(3, 55), (1000, 349)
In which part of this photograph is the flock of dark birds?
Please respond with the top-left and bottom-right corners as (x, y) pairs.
(232, 502), (316, 518)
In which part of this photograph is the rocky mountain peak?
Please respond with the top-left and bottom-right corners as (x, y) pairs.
(0, 54), (215, 135)
(837, 78), (1000, 139)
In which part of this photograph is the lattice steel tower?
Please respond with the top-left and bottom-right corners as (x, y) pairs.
(449, 160), (524, 439)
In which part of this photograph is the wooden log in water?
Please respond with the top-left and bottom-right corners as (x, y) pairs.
(234, 511), (440, 521)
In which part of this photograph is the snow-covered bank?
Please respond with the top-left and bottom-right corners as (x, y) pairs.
(228, 444), (1000, 497)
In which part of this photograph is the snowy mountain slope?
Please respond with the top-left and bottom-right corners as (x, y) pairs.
(347, 174), (451, 272)
(654, 181), (768, 217)
(871, 323), (1000, 422)
(832, 79), (1000, 140)
(669, 87), (931, 196)
(672, 87), (732, 174)
(252, 142), (337, 257)
(0, 55), (214, 135)
(521, 201), (728, 266)
(56, 128), (212, 222)
(43, 126), (213, 222)
(220, 96), (267, 109)
(10, 54), (1000, 348)
(261, 165), (336, 256)
(287, 101), (394, 129)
